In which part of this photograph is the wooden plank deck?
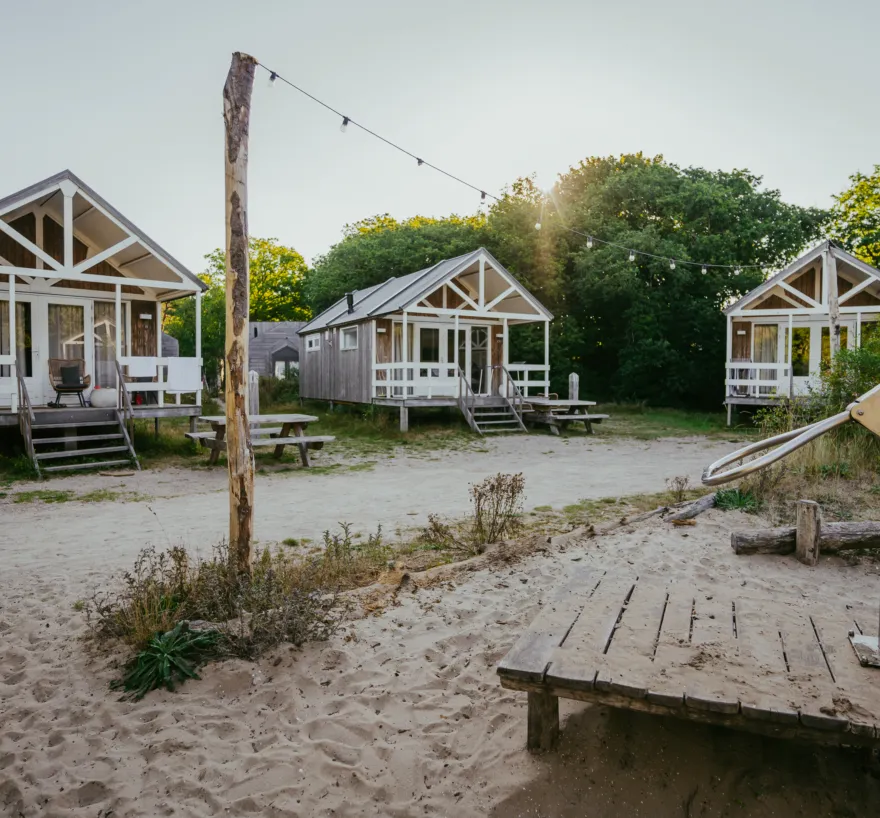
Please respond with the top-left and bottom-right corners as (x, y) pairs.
(498, 572), (880, 751)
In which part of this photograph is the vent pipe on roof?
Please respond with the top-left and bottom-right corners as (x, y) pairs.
(346, 292), (354, 314)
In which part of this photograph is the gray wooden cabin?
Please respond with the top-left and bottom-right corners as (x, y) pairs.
(248, 321), (306, 378)
(298, 248), (553, 432)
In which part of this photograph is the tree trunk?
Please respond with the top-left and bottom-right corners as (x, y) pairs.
(825, 245), (841, 358)
(667, 493), (716, 522)
(732, 521), (880, 556)
(223, 52), (257, 575)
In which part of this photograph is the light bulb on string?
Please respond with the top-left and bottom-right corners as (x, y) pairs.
(701, 266), (707, 275)
(669, 259), (676, 271)
(417, 158), (424, 167)
(586, 237), (593, 250)
(629, 250), (636, 263)
(535, 222), (542, 231)
(268, 71), (277, 88)
(340, 116), (350, 133)
(734, 267), (741, 276)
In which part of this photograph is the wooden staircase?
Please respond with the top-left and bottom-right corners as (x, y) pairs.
(471, 398), (527, 434)
(28, 407), (140, 476)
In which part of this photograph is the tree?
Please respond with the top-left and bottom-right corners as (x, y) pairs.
(306, 214), (488, 313)
(829, 165), (880, 268)
(164, 237), (311, 388)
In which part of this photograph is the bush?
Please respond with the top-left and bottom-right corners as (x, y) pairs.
(715, 488), (759, 513)
(259, 371), (299, 408)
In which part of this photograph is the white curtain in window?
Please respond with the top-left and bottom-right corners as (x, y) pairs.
(48, 304), (85, 362)
(753, 324), (778, 394)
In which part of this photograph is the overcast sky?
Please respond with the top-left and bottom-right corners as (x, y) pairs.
(2, 0), (877, 272)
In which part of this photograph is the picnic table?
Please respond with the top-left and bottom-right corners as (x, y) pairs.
(498, 569), (880, 752)
(525, 397), (608, 435)
(187, 414), (335, 467)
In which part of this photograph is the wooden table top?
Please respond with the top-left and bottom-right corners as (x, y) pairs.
(199, 413), (319, 425)
(527, 398), (596, 407)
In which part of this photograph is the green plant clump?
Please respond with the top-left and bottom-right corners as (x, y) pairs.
(714, 488), (759, 513)
(111, 621), (220, 701)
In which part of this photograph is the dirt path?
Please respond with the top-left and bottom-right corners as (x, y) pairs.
(1, 434), (735, 580)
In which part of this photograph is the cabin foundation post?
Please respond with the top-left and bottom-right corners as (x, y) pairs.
(8, 273), (17, 413)
(399, 405), (409, 433)
(727, 402), (732, 427)
(543, 320), (550, 398)
(527, 691), (559, 752)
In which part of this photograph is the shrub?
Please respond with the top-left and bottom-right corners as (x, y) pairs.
(259, 371), (299, 408)
(665, 476), (690, 504)
(111, 621), (219, 700)
(715, 488), (759, 513)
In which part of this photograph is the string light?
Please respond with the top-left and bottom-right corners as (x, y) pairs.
(258, 61), (775, 277)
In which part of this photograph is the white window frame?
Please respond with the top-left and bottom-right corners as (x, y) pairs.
(306, 334), (320, 352)
(341, 325), (358, 351)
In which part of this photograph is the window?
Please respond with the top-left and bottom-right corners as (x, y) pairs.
(274, 359), (299, 379)
(785, 327), (811, 377)
(821, 326), (849, 366)
(341, 326), (358, 350)
(306, 334), (320, 352)
(419, 327), (440, 363)
(862, 322), (879, 347)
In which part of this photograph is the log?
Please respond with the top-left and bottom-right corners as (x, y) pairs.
(796, 500), (821, 566)
(733, 522), (880, 556)
(667, 493), (716, 522)
(223, 52), (258, 575)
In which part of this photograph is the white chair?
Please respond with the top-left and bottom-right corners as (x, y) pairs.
(165, 358), (202, 404)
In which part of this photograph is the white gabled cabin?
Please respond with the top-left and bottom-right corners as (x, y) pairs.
(298, 248), (553, 432)
(724, 240), (880, 424)
(0, 170), (206, 473)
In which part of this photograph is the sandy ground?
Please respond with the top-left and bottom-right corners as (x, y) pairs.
(4, 436), (880, 817)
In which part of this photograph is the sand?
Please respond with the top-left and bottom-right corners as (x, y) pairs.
(3, 436), (880, 816)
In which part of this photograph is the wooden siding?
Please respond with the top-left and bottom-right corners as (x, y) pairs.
(838, 276), (880, 307)
(299, 322), (374, 404)
(753, 292), (804, 310)
(0, 214), (36, 285)
(732, 322), (751, 359)
(131, 300), (157, 356)
(248, 321), (306, 376)
(790, 267), (818, 301)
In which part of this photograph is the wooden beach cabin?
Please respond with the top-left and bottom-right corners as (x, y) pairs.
(298, 248), (553, 432)
(724, 241), (880, 424)
(0, 170), (206, 473)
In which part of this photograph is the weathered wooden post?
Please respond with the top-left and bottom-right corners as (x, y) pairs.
(568, 373), (579, 402)
(248, 370), (260, 416)
(223, 52), (257, 575)
(796, 499), (821, 566)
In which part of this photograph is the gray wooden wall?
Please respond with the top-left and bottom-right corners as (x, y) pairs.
(299, 321), (373, 404)
(248, 321), (306, 376)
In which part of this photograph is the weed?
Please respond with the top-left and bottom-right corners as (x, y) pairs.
(72, 599), (85, 612)
(715, 488), (759, 513)
(665, 476), (691, 504)
(282, 537), (300, 547)
(14, 489), (74, 504)
(111, 622), (220, 700)
(533, 505), (553, 512)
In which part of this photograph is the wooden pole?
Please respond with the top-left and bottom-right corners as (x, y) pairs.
(795, 500), (821, 566)
(825, 245), (841, 358)
(223, 51), (257, 576)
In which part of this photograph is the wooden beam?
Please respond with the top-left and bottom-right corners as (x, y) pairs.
(446, 279), (479, 311)
(223, 51), (257, 576)
(73, 205), (95, 223)
(72, 236), (138, 275)
(825, 248), (841, 357)
(778, 280), (819, 308)
(63, 189), (74, 269)
(485, 285), (517, 311)
(119, 252), (153, 269)
(839, 276), (876, 304)
(0, 219), (61, 271)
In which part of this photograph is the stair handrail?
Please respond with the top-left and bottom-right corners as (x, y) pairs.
(115, 359), (135, 436)
(16, 369), (39, 477)
(456, 366), (479, 433)
(490, 365), (529, 432)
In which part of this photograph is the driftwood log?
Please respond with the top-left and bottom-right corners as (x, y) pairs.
(732, 521), (880, 555)
(667, 493), (716, 523)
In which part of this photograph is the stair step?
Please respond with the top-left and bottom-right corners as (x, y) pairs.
(42, 459), (133, 473)
(479, 427), (524, 433)
(476, 419), (520, 426)
(36, 445), (131, 461)
(33, 433), (124, 445)
(32, 420), (119, 430)
(473, 411), (513, 418)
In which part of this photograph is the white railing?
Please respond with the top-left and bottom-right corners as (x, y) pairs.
(726, 361), (790, 398)
(118, 356), (202, 408)
(0, 354), (17, 411)
(372, 363), (459, 399)
(506, 364), (550, 397)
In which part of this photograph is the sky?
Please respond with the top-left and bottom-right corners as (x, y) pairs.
(2, 0), (877, 272)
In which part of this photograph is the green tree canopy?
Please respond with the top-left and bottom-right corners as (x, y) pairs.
(829, 165), (880, 268)
(305, 214), (488, 313)
(165, 237), (311, 386)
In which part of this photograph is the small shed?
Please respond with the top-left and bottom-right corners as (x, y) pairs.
(723, 240), (880, 423)
(248, 321), (306, 378)
(298, 248), (553, 431)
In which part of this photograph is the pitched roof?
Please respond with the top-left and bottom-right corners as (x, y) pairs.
(724, 240), (880, 314)
(0, 169), (206, 292)
(299, 248), (551, 333)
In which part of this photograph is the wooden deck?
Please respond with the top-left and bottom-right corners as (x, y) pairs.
(498, 570), (880, 751)
(0, 404), (201, 428)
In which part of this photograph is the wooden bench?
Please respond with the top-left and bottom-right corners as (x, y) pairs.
(185, 431), (335, 466)
(527, 411), (609, 435)
(498, 569), (880, 752)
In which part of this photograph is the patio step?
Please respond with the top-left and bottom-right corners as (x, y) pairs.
(36, 445), (131, 461)
(33, 433), (124, 445)
(32, 420), (119, 430)
(42, 459), (133, 473)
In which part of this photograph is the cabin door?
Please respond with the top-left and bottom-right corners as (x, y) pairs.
(45, 298), (91, 405)
(0, 296), (42, 405)
(469, 326), (490, 395)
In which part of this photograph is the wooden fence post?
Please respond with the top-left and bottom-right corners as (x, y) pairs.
(223, 52), (257, 576)
(568, 373), (579, 402)
(796, 500), (821, 566)
(248, 370), (260, 416)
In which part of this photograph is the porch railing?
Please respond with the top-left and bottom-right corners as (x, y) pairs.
(491, 364), (528, 431)
(456, 366), (479, 433)
(117, 356), (202, 408)
(372, 362), (550, 400)
(115, 359), (135, 437)
(726, 361), (792, 399)
(506, 364), (549, 397)
(17, 369), (38, 478)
